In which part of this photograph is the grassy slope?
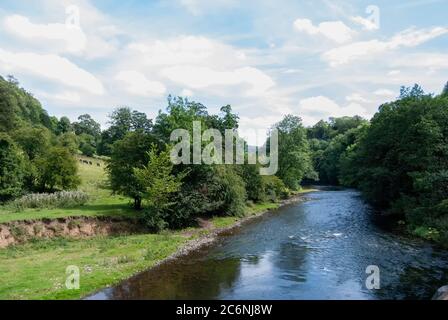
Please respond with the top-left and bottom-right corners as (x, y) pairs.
(0, 158), (135, 223)
(0, 156), (297, 300)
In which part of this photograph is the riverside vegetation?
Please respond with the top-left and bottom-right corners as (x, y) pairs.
(1, 74), (448, 299)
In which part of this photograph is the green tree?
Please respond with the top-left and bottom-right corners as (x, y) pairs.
(274, 115), (314, 190)
(134, 145), (186, 230)
(35, 147), (81, 192)
(73, 114), (101, 137)
(107, 131), (160, 209)
(56, 117), (72, 135)
(12, 126), (51, 160)
(0, 133), (26, 201)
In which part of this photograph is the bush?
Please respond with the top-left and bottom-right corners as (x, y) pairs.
(9, 191), (89, 211)
(262, 175), (288, 202)
(140, 207), (168, 233)
(211, 166), (247, 217)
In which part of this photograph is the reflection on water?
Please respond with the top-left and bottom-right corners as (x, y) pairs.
(88, 189), (448, 300)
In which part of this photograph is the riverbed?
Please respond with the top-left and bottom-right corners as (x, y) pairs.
(88, 188), (448, 300)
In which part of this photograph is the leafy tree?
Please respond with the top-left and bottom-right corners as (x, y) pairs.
(0, 76), (54, 132)
(98, 107), (153, 155)
(73, 114), (101, 137)
(134, 145), (186, 231)
(107, 131), (160, 209)
(0, 133), (26, 202)
(12, 126), (51, 160)
(274, 115), (314, 189)
(78, 134), (97, 156)
(34, 147), (80, 192)
(307, 120), (332, 140)
(56, 117), (72, 135)
(329, 116), (367, 137)
(131, 110), (152, 133)
(58, 132), (79, 154)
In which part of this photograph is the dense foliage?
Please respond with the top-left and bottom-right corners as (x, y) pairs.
(2, 74), (448, 244)
(308, 84), (448, 244)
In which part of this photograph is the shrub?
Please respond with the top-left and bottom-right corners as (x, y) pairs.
(211, 166), (247, 217)
(262, 175), (288, 201)
(10, 191), (89, 211)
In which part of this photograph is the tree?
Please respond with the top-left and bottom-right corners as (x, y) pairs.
(274, 115), (314, 190)
(134, 145), (186, 230)
(442, 81), (448, 97)
(131, 111), (152, 133)
(97, 107), (153, 155)
(58, 132), (79, 154)
(56, 117), (72, 135)
(0, 133), (26, 202)
(12, 126), (51, 160)
(73, 114), (101, 137)
(107, 131), (160, 209)
(78, 133), (96, 156)
(34, 147), (81, 192)
(307, 120), (332, 140)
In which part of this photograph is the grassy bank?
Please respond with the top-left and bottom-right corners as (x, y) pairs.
(0, 201), (286, 300)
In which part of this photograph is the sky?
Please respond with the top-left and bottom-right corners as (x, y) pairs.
(0, 0), (447, 143)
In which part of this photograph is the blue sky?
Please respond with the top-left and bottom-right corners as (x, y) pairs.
(0, 0), (447, 140)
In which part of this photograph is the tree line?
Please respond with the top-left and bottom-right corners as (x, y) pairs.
(1, 74), (448, 242)
(307, 83), (448, 243)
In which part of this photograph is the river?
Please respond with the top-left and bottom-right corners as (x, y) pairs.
(88, 188), (448, 300)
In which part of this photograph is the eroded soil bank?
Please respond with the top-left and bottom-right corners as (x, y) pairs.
(0, 217), (143, 248)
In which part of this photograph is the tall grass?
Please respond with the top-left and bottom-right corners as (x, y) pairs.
(10, 191), (89, 212)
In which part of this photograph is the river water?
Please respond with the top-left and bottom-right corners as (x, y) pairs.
(88, 188), (448, 300)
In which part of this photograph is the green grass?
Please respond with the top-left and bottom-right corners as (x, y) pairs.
(0, 233), (190, 300)
(212, 202), (280, 229)
(0, 200), (283, 300)
(0, 156), (135, 223)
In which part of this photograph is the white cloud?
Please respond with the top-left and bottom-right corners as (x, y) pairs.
(161, 65), (274, 96)
(181, 89), (194, 97)
(4, 14), (87, 53)
(323, 27), (448, 66)
(179, 0), (237, 15)
(293, 19), (355, 44)
(36, 91), (81, 103)
(0, 49), (104, 95)
(115, 70), (166, 97)
(127, 36), (247, 68)
(346, 93), (371, 103)
(374, 89), (396, 97)
(298, 96), (371, 125)
(391, 53), (448, 70)
(388, 70), (401, 76)
(351, 16), (379, 31)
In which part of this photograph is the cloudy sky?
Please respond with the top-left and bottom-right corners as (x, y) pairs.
(0, 0), (447, 139)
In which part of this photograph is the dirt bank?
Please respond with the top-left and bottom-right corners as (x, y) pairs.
(0, 217), (143, 248)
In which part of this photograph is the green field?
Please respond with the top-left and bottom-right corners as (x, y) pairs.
(0, 157), (135, 223)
